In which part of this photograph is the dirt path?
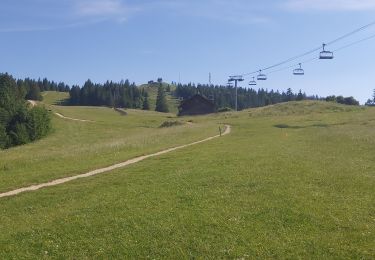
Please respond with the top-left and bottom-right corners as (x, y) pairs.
(28, 100), (92, 122)
(0, 125), (231, 199)
(27, 100), (37, 107)
(54, 112), (93, 122)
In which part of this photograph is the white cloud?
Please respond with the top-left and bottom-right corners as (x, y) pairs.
(284, 0), (375, 11)
(74, 0), (138, 22)
(76, 0), (123, 16)
(143, 0), (271, 25)
(0, 20), (105, 33)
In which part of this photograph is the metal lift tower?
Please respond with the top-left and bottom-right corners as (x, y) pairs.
(228, 75), (244, 111)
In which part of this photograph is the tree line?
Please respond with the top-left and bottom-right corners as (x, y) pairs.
(173, 83), (360, 110)
(0, 74), (51, 149)
(174, 83), (317, 110)
(16, 77), (70, 101)
(69, 79), (147, 109)
(365, 89), (375, 106)
(325, 95), (360, 106)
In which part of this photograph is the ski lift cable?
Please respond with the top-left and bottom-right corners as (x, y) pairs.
(241, 47), (321, 76)
(332, 33), (375, 52)
(266, 32), (375, 76)
(267, 56), (319, 75)
(239, 20), (375, 78)
(326, 20), (375, 46)
(220, 32), (375, 87)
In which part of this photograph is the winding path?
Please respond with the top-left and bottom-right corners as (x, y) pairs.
(0, 125), (231, 199)
(54, 112), (93, 122)
(28, 100), (93, 122)
(27, 100), (37, 107)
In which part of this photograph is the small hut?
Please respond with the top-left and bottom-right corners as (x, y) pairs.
(178, 94), (216, 116)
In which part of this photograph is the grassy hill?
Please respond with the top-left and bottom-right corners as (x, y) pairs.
(140, 83), (180, 114)
(42, 91), (70, 106)
(0, 101), (374, 258)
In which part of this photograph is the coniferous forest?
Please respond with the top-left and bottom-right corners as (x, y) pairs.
(0, 74), (51, 149)
(69, 80), (145, 108)
(174, 83), (315, 110)
(173, 83), (360, 110)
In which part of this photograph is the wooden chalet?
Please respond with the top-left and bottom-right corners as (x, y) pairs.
(178, 94), (216, 116)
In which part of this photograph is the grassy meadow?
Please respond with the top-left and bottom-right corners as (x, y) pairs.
(0, 98), (374, 258)
(0, 92), (218, 192)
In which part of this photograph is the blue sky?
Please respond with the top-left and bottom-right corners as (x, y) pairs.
(1, 0), (375, 103)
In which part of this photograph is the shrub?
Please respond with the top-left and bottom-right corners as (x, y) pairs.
(159, 121), (184, 128)
(27, 106), (51, 141)
(217, 107), (233, 113)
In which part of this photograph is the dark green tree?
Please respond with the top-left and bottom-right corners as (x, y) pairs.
(0, 73), (51, 149)
(26, 83), (42, 101)
(0, 74), (19, 113)
(326, 95), (336, 102)
(142, 92), (150, 110)
(296, 90), (304, 101)
(155, 84), (169, 113)
(27, 106), (52, 141)
(286, 88), (294, 101)
(336, 96), (345, 104)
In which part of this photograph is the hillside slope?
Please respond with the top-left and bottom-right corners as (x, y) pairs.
(140, 83), (180, 114)
(1, 101), (374, 258)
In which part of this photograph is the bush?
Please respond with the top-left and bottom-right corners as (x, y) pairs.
(217, 107), (233, 113)
(159, 121), (184, 128)
(326, 95), (359, 106)
(10, 123), (30, 145)
(27, 106), (51, 140)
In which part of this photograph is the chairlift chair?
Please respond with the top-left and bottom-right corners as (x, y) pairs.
(249, 77), (257, 86)
(319, 43), (334, 59)
(293, 63), (305, 75)
(257, 70), (267, 81)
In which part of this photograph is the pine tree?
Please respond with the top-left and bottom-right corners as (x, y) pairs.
(26, 83), (42, 101)
(286, 88), (294, 101)
(155, 84), (169, 113)
(296, 90), (304, 101)
(142, 92), (150, 110)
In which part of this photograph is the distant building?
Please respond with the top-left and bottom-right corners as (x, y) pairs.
(178, 94), (216, 116)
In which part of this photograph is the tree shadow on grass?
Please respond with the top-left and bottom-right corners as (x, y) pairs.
(274, 123), (330, 129)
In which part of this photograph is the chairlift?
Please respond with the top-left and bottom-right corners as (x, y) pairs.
(257, 70), (267, 81)
(319, 43), (334, 59)
(249, 77), (257, 86)
(293, 63), (305, 75)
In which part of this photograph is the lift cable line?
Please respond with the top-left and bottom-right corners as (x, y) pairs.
(325, 20), (375, 46)
(235, 20), (375, 78)
(227, 31), (375, 84)
(333, 33), (375, 53)
(265, 32), (375, 76)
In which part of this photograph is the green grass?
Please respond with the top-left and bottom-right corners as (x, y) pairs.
(42, 91), (70, 106)
(0, 101), (374, 258)
(140, 83), (180, 114)
(0, 98), (219, 192)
